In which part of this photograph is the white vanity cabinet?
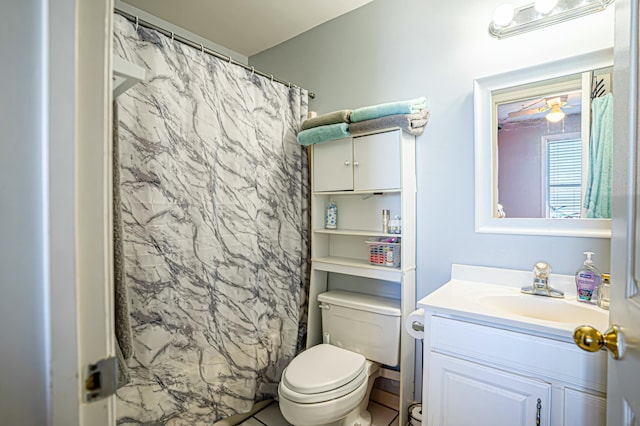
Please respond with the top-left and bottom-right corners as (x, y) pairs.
(423, 315), (607, 426)
(307, 128), (416, 423)
(313, 132), (401, 192)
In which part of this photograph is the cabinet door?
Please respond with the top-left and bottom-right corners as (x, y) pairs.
(313, 138), (353, 192)
(428, 353), (551, 426)
(353, 132), (400, 191)
(563, 388), (606, 426)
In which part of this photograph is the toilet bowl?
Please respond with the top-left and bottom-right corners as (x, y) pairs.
(278, 344), (382, 426)
(278, 291), (401, 426)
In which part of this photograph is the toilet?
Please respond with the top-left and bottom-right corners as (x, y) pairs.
(278, 290), (401, 426)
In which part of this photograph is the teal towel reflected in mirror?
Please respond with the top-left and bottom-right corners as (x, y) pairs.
(584, 93), (613, 219)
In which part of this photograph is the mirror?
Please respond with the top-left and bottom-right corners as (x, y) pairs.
(474, 49), (613, 238)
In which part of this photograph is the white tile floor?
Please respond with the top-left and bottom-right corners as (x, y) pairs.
(237, 401), (399, 426)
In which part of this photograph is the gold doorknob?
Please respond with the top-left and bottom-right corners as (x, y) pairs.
(573, 324), (622, 359)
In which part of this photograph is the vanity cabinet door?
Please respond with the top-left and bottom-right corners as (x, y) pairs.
(428, 353), (551, 426)
(353, 131), (400, 191)
(563, 388), (606, 426)
(313, 137), (353, 192)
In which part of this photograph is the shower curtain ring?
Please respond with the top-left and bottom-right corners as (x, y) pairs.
(270, 75), (274, 82)
(170, 31), (174, 41)
(251, 66), (255, 75)
(228, 57), (234, 65)
(200, 44), (204, 53)
(287, 82), (292, 88)
(135, 16), (139, 30)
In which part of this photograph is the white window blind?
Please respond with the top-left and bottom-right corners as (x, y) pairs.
(547, 139), (582, 218)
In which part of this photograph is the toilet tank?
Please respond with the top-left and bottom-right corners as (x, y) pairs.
(317, 290), (401, 366)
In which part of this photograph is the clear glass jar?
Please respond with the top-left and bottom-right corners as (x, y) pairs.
(597, 273), (610, 310)
(389, 215), (402, 234)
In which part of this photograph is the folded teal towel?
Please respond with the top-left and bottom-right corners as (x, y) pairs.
(350, 97), (427, 123)
(297, 123), (350, 146)
(584, 93), (613, 218)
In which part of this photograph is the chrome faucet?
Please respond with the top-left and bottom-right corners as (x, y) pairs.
(521, 261), (564, 298)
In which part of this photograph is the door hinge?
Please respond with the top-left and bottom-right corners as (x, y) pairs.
(85, 356), (118, 402)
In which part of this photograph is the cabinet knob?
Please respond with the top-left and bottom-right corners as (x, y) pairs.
(353, 161), (359, 167)
(344, 160), (350, 166)
(573, 324), (623, 359)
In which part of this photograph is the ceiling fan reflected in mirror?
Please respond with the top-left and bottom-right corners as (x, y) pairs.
(507, 95), (570, 122)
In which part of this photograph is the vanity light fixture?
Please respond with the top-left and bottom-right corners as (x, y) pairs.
(534, 0), (559, 14)
(492, 3), (516, 27)
(489, 0), (614, 39)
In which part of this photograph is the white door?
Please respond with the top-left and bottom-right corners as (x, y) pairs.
(49, 0), (115, 425)
(77, 0), (117, 423)
(604, 0), (640, 423)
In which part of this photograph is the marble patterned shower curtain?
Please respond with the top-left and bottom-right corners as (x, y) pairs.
(113, 15), (309, 425)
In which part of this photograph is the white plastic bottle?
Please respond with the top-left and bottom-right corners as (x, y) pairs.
(324, 199), (337, 229)
(575, 251), (602, 304)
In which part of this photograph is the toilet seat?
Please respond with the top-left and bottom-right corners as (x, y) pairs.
(280, 364), (368, 404)
(280, 344), (367, 404)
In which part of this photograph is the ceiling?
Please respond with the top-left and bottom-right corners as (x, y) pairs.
(122, 0), (375, 57)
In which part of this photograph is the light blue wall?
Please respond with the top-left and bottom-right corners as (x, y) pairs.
(0, 1), (48, 424)
(250, 0), (615, 298)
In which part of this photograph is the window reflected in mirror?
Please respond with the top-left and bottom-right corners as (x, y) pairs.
(493, 67), (613, 219)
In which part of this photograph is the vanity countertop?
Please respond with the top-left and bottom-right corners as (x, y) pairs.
(417, 264), (609, 342)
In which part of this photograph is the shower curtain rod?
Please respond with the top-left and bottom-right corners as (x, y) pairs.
(114, 8), (316, 99)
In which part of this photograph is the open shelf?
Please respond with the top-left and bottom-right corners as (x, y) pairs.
(311, 256), (402, 281)
(313, 189), (401, 196)
(313, 228), (402, 238)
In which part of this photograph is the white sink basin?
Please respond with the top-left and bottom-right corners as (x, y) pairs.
(417, 265), (611, 340)
(478, 294), (608, 325)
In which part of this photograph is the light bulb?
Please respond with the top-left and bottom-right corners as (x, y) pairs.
(492, 3), (515, 27)
(545, 105), (565, 123)
(534, 0), (558, 14)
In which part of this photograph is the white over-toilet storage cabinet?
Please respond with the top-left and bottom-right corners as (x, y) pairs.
(307, 128), (417, 423)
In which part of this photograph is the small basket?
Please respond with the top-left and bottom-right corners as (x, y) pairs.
(366, 240), (401, 267)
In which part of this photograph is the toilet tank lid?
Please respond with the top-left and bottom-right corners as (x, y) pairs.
(318, 291), (401, 316)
